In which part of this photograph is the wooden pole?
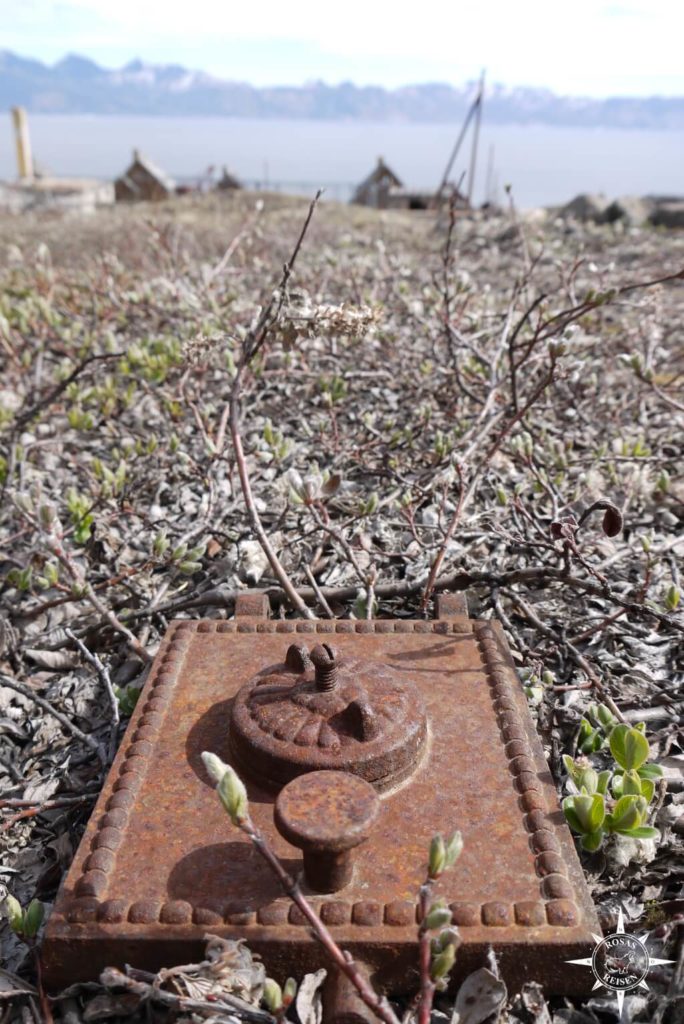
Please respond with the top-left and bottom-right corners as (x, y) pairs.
(466, 70), (485, 206)
(485, 143), (495, 205)
(11, 106), (34, 181)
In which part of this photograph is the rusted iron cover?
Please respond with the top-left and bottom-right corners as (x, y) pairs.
(43, 606), (601, 996)
(230, 642), (427, 791)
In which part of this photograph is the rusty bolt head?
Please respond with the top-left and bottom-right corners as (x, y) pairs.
(275, 770), (380, 892)
(275, 770), (379, 854)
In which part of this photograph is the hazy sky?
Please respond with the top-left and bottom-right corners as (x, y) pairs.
(3, 0), (684, 96)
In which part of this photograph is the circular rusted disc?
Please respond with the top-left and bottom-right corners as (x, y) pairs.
(229, 650), (427, 792)
(274, 771), (380, 853)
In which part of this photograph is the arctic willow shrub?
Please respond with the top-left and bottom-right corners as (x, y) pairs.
(563, 709), (663, 853)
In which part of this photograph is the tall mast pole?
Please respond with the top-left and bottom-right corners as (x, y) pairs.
(467, 70), (485, 206)
(434, 96), (478, 204)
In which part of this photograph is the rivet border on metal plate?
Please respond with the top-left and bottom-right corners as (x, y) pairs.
(60, 619), (579, 929)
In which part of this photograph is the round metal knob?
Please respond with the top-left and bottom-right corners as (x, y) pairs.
(274, 771), (380, 893)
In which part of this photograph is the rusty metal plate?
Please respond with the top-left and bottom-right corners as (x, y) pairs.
(43, 614), (600, 995)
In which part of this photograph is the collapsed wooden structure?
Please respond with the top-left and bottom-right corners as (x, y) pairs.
(114, 150), (176, 202)
(351, 72), (486, 212)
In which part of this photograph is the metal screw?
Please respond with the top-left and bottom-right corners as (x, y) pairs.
(310, 643), (339, 692)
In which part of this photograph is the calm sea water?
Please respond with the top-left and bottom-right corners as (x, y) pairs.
(1, 113), (683, 208)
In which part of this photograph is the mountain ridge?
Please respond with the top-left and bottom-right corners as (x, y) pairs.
(1, 51), (683, 128)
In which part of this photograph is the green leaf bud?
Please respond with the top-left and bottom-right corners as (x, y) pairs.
(428, 834), (446, 878)
(178, 561), (202, 575)
(597, 770), (611, 795)
(5, 895), (23, 934)
(580, 829), (604, 852)
(282, 977), (297, 1007)
(201, 751), (228, 785)
(572, 793), (605, 833)
(430, 942), (456, 981)
(608, 795), (647, 834)
(23, 899), (43, 939)
(38, 502), (57, 530)
(430, 928), (459, 956)
(262, 979), (282, 1013)
(444, 830), (463, 869)
(621, 770), (643, 797)
(217, 764), (248, 825)
(153, 530), (169, 557)
(424, 900), (452, 931)
(576, 766), (599, 795)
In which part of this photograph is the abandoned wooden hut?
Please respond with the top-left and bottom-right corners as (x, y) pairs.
(216, 166), (242, 191)
(114, 150), (176, 202)
(385, 187), (435, 211)
(351, 157), (403, 209)
(352, 158), (465, 211)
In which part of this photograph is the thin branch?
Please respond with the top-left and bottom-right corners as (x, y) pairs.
(115, 563), (684, 635)
(419, 463), (465, 614)
(43, 532), (153, 662)
(9, 352), (124, 434)
(66, 629), (119, 762)
(219, 194), (323, 620)
(235, 814), (400, 1024)
(503, 589), (626, 723)
(100, 966), (272, 1022)
(0, 673), (106, 764)
(304, 565), (334, 618)
(229, 409), (314, 619)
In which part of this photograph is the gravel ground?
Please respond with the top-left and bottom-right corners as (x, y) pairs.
(0, 191), (682, 1023)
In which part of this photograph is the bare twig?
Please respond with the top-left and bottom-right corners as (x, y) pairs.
(100, 966), (272, 1022)
(231, 813), (400, 1024)
(220, 194), (323, 620)
(502, 589), (626, 723)
(116, 562), (684, 636)
(420, 462), (465, 614)
(303, 565), (334, 618)
(66, 629), (119, 762)
(0, 796), (92, 834)
(0, 673), (106, 764)
(44, 532), (153, 661)
(9, 352), (124, 434)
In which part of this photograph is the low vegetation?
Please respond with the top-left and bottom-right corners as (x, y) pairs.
(0, 191), (682, 1022)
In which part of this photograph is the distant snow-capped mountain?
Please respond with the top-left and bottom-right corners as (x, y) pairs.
(1, 51), (682, 128)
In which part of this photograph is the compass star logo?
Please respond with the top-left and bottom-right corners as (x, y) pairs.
(567, 908), (674, 1017)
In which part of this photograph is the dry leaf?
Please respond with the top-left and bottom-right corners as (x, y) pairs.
(295, 968), (327, 1024)
(451, 968), (507, 1024)
(24, 648), (80, 670)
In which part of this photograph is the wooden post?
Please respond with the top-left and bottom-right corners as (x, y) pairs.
(485, 143), (495, 205)
(11, 106), (34, 181)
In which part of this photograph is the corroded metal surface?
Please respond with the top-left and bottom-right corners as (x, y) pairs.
(43, 610), (600, 995)
(231, 641), (427, 791)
